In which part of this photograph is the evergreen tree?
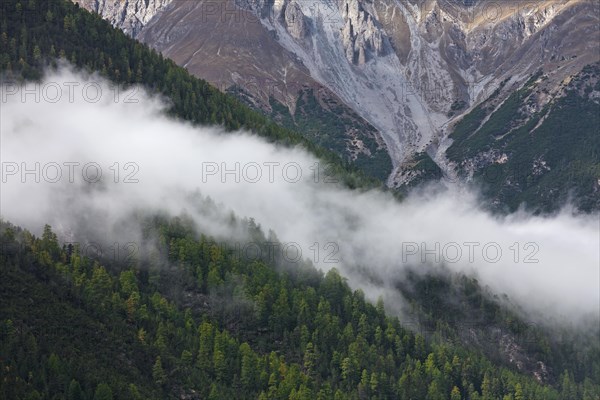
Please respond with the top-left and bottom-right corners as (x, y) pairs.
(93, 383), (113, 400)
(67, 379), (84, 400)
(152, 356), (166, 386)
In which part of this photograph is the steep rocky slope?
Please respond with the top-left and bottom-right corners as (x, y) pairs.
(73, 0), (173, 36)
(74, 0), (393, 180)
(74, 0), (599, 191)
(445, 62), (600, 212)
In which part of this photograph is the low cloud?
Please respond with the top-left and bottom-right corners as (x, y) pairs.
(1, 67), (598, 324)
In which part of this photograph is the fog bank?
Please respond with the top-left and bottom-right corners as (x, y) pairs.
(1, 69), (598, 324)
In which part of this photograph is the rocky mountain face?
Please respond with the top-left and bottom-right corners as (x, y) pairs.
(74, 0), (599, 190)
(74, 0), (393, 179)
(74, 0), (173, 36)
(445, 62), (600, 212)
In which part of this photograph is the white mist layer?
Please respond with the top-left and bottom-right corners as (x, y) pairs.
(1, 69), (598, 324)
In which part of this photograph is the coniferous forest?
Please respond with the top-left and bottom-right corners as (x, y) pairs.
(2, 216), (599, 400)
(0, 1), (599, 399)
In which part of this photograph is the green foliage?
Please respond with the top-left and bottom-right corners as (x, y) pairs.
(152, 357), (166, 386)
(447, 67), (600, 212)
(0, 0), (380, 190)
(93, 383), (113, 400)
(67, 379), (84, 400)
(262, 90), (393, 181)
(395, 151), (444, 190)
(2, 219), (598, 399)
(0, 2), (598, 398)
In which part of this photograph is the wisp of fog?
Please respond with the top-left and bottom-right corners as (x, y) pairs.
(1, 68), (598, 325)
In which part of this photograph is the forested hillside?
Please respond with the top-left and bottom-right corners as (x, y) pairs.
(0, 0), (379, 187)
(1, 1), (599, 400)
(446, 65), (600, 213)
(2, 218), (598, 400)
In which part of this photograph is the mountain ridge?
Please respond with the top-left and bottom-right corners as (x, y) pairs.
(74, 0), (599, 192)
(1, 1), (599, 398)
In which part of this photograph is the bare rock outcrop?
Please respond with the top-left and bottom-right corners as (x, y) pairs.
(340, 0), (385, 64)
(73, 0), (173, 37)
